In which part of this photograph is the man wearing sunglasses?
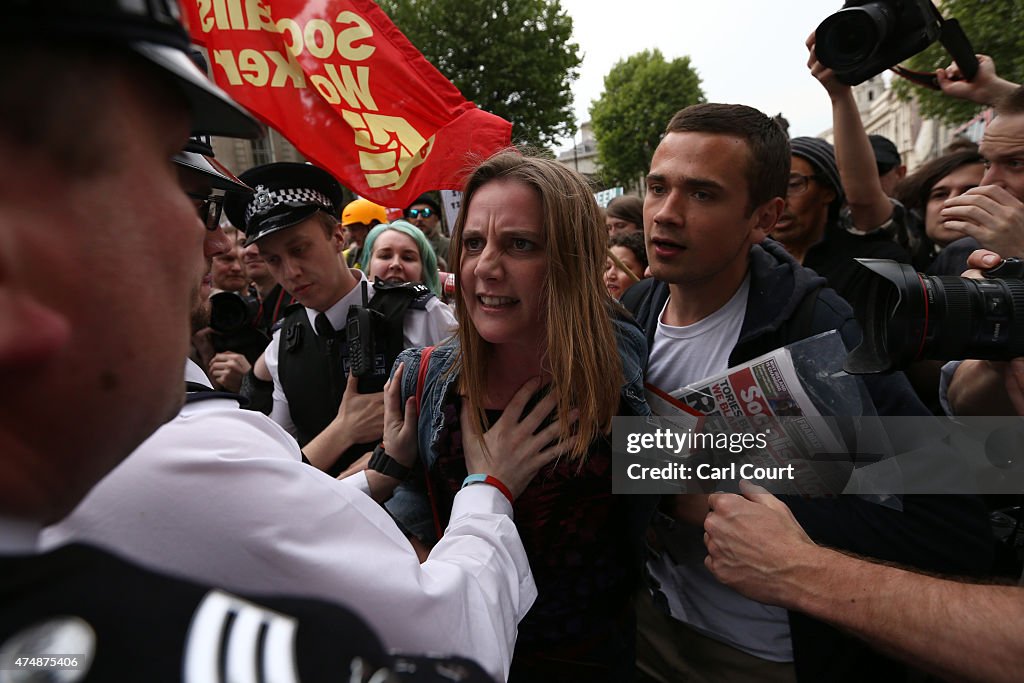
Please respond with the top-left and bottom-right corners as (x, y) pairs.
(405, 194), (450, 268)
(174, 135), (251, 330)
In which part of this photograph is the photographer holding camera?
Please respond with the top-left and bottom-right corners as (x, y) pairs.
(925, 69), (1024, 416)
(930, 60), (1024, 276)
(696, 10), (1024, 681)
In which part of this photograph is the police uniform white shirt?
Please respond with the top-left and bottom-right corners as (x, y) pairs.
(263, 268), (457, 435)
(42, 359), (533, 682)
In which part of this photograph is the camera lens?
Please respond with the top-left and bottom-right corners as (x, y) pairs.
(816, 3), (894, 70)
(845, 260), (1024, 374)
(209, 291), (251, 334)
(922, 276), (1024, 360)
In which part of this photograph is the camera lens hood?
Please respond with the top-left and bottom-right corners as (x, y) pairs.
(845, 259), (924, 374)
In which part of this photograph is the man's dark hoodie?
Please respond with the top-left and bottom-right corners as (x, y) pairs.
(622, 239), (992, 682)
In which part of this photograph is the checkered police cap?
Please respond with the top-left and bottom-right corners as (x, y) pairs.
(223, 162), (346, 244)
(246, 187), (334, 223)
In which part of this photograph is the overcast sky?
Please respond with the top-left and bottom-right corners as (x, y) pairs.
(555, 0), (847, 152)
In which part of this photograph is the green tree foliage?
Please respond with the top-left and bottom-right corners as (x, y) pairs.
(892, 0), (1024, 125)
(589, 49), (705, 192)
(376, 0), (582, 148)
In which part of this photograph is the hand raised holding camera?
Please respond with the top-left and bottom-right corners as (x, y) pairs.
(806, 31), (850, 101)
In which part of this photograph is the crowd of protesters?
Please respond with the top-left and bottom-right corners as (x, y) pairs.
(5, 4), (1024, 683)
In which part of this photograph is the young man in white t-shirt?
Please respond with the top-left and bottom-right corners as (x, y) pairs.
(624, 103), (989, 683)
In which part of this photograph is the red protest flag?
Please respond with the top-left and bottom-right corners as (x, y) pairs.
(181, 0), (512, 207)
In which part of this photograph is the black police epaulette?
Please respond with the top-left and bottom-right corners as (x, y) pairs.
(410, 288), (435, 310)
(280, 301), (306, 317)
(372, 280), (430, 296)
(371, 279), (434, 310)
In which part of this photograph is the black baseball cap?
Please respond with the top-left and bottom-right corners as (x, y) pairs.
(869, 135), (901, 173)
(224, 163), (345, 244)
(7, 0), (261, 139)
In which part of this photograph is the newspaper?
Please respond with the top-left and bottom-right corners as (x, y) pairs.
(643, 334), (848, 494)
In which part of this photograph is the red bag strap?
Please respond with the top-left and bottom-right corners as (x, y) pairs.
(414, 346), (443, 541)
(415, 346), (434, 413)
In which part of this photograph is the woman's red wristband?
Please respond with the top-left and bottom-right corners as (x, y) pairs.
(461, 473), (514, 505)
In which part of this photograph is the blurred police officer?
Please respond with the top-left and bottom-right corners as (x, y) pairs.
(0, 3), (487, 680)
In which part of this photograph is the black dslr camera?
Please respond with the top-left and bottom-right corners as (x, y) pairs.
(815, 0), (976, 86)
(209, 291), (270, 364)
(845, 258), (1024, 374)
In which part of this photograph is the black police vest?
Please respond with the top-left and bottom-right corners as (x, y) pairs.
(277, 285), (434, 475)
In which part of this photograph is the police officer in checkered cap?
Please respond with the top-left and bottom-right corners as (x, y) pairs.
(224, 162), (456, 474)
(225, 162), (348, 245)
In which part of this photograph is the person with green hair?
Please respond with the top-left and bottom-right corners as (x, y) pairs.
(361, 219), (442, 296)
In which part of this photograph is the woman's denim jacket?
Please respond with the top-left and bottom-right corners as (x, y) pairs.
(384, 312), (650, 543)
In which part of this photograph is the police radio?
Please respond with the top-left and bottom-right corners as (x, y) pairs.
(346, 281), (383, 381)
(346, 278), (430, 393)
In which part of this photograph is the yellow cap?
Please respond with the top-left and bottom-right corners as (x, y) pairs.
(342, 198), (387, 227)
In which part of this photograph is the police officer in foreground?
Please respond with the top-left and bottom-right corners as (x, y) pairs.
(44, 147), (537, 682)
(0, 3), (486, 680)
(226, 163), (455, 475)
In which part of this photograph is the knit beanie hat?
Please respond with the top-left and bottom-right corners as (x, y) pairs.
(790, 136), (845, 208)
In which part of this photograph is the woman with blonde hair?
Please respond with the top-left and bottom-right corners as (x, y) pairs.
(382, 150), (653, 681)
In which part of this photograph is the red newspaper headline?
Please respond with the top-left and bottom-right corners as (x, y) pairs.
(182, 0), (512, 207)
